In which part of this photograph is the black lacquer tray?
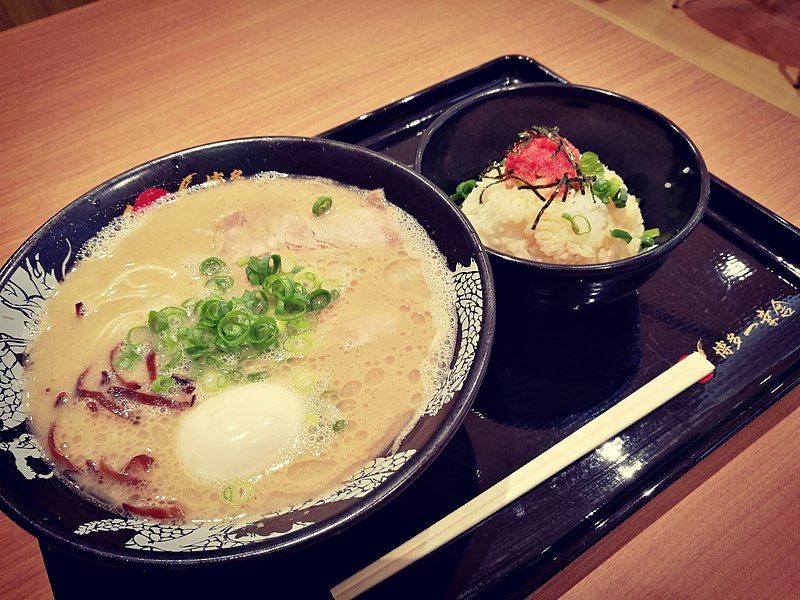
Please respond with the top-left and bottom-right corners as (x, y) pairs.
(42, 56), (800, 599)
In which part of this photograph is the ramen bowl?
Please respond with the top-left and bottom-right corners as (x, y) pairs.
(0, 136), (495, 566)
(415, 83), (709, 309)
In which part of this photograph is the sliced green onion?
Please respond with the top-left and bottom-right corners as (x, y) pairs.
(456, 180), (476, 198)
(159, 306), (188, 328)
(221, 481), (253, 504)
(312, 195), (333, 216)
(292, 281), (307, 298)
(127, 326), (151, 346)
(275, 296), (307, 321)
(318, 278), (339, 293)
(152, 375), (175, 395)
(185, 344), (209, 358)
(610, 229), (633, 244)
(115, 344), (142, 370)
(450, 179), (477, 203)
(612, 187), (628, 209)
(226, 369), (244, 383)
(199, 297), (228, 326)
(245, 255), (280, 286)
(268, 276), (296, 301)
(187, 324), (217, 347)
(206, 275), (235, 293)
(199, 370), (230, 393)
(292, 369), (319, 393)
(283, 333), (315, 355)
(560, 213), (592, 235)
(155, 338), (182, 371)
(332, 419), (348, 432)
(286, 312), (317, 334)
(217, 310), (251, 348)
(307, 289), (332, 312)
(246, 371), (269, 382)
(266, 254), (281, 275)
(592, 177), (611, 203)
(199, 257), (226, 277)
(148, 310), (168, 334)
(248, 316), (278, 350)
(640, 228), (662, 249)
(297, 271), (318, 291)
(606, 177), (622, 200)
(246, 257), (263, 286)
(578, 151), (604, 178)
(244, 289), (270, 315)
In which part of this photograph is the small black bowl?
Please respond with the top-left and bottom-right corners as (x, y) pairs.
(415, 83), (709, 309)
(0, 136), (495, 567)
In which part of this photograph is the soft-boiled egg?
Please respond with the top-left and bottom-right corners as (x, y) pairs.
(177, 381), (303, 481)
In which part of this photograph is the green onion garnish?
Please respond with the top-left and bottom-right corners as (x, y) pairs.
(148, 310), (168, 334)
(283, 333), (315, 355)
(610, 229), (633, 243)
(120, 253), (336, 389)
(155, 337), (183, 370)
(127, 326), (151, 346)
(274, 296), (307, 321)
(456, 180), (476, 198)
(592, 178), (611, 203)
(206, 275), (235, 293)
(332, 419), (348, 432)
(313, 195), (333, 216)
(606, 177), (622, 200)
(640, 227), (662, 249)
(159, 307), (187, 328)
(307, 289), (332, 311)
(286, 312), (317, 334)
(268, 275), (295, 301)
(199, 257), (226, 277)
(298, 271), (318, 291)
(152, 374), (175, 395)
(114, 344), (142, 370)
(578, 151), (604, 178)
(217, 310), (251, 348)
(612, 187), (628, 209)
(450, 179), (477, 203)
(246, 255), (281, 286)
(560, 212), (591, 235)
(248, 316), (278, 350)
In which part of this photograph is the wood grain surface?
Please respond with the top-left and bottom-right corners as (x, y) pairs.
(0, 1), (798, 598)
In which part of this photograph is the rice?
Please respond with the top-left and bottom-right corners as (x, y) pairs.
(461, 165), (645, 264)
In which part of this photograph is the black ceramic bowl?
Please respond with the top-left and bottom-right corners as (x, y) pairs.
(0, 137), (494, 566)
(415, 83), (709, 309)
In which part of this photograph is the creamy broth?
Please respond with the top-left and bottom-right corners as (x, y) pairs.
(24, 174), (455, 521)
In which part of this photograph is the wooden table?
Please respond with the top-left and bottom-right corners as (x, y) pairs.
(1, 0), (798, 597)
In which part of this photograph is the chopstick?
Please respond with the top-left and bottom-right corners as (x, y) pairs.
(331, 350), (715, 599)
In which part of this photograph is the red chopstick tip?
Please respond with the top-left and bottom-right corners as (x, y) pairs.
(678, 354), (713, 383)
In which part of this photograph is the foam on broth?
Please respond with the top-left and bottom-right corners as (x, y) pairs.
(24, 174), (456, 521)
